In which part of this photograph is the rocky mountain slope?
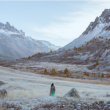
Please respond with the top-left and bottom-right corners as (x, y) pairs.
(0, 22), (60, 60)
(22, 9), (110, 73)
(63, 9), (110, 50)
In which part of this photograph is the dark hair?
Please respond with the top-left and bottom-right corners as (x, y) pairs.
(51, 83), (54, 87)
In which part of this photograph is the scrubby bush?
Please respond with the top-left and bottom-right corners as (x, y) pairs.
(74, 46), (77, 51)
(86, 72), (90, 76)
(97, 67), (99, 70)
(99, 36), (103, 39)
(84, 71), (87, 75)
(96, 59), (99, 65)
(93, 73), (96, 76)
(51, 68), (56, 76)
(44, 69), (47, 75)
(84, 71), (90, 76)
(98, 74), (100, 77)
(81, 76), (83, 78)
(64, 68), (70, 77)
(50, 50), (52, 53)
(38, 52), (41, 55)
(86, 42), (89, 45)
(66, 51), (68, 53)
(101, 73), (104, 77)
(99, 55), (101, 57)
(66, 72), (69, 77)
(28, 56), (31, 59)
(87, 57), (89, 61)
(34, 70), (37, 72)
(64, 68), (68, 74)
(106, 73), (110, 78)
(78, 47), (81, 51)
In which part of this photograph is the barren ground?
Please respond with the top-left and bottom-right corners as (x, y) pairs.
(0, 63), (110, 109)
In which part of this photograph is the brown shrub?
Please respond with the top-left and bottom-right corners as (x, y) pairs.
(74, 46), (77, 51)
(87, 57), (89, 61)
(78, 47), (81, 51)
(84, 71), (87, 75)
(81, 76), (83, 78)
(96, 59), (99, 65)
(98, 74), (100, 77)
(101, 73), (104, 77)
(34, 70), (37, 72)
(84, 71), (90, 76)
(97, 67), (99, 70)
(86, 72), (90, 76)
(44, 69), (47, 75)
(51, 68), (56, 76)
(50, 50), (52, 53)
(66, 51), (68, 53)
(86, 42), (89, 45)
(93, 73), (96, 76)
(64, 68), (68, 74)
(66, 72), (69, 77)
(106, 73), (110, 78)
(28, 56), (31, 59)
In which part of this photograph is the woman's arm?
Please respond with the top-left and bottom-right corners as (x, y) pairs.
(50, 87), (52, 95)
(54, 86), (55, 92)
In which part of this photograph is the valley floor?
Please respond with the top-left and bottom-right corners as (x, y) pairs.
(0, 65), (110, 109)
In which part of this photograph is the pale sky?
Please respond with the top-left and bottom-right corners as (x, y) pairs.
(0, 0), (110, 46)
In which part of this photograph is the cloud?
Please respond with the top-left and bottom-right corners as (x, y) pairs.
(34, 1), (110, 46)
(34, 10), (97, 40)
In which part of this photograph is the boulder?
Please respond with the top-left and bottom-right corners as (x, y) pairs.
(0, 81), (5, 86)
(63, 88), (80, 98)
(0, 89), (7, 98)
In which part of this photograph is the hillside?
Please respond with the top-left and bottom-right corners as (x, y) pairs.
(21, 9), (110, 74)
(0, 22), (60, 60)
(63, 9), (110, 50)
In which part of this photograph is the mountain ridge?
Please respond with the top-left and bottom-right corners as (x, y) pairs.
(0, 22), (61, 60)
(63, 9), (110, 50)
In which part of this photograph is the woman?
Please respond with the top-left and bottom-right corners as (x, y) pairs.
(50, 83), (55, 96)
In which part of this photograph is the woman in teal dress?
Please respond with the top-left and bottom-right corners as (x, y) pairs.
(50, 83), (55, 96)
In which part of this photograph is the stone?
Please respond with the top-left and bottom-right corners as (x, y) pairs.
(0, 81), (4, 86)
(63, 88), (80, 98)
(0, 89), (7, 98)
(106, 94), (110, 97)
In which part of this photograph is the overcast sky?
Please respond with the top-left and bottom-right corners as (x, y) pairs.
(0, 0), (110, 46)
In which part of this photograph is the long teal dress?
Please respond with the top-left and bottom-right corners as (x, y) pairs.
(51, 86), (55, 96)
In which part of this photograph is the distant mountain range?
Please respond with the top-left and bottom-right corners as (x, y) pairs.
(0, 22), (61, 60)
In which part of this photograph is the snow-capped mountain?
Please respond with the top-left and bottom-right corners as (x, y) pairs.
(0, 22), (60, 60)
(40, 40), (61, 50)
(63, 9), (110, 50)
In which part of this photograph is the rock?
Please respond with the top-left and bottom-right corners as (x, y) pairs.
(63, 88), (80, 98)
(106, 94), (110, 97)
(0, 89), (7, 98)
(0, 81), (5, 86)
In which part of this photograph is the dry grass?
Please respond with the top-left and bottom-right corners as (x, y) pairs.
(45, 75), (110, 85)
(0, 103), (22, 110)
